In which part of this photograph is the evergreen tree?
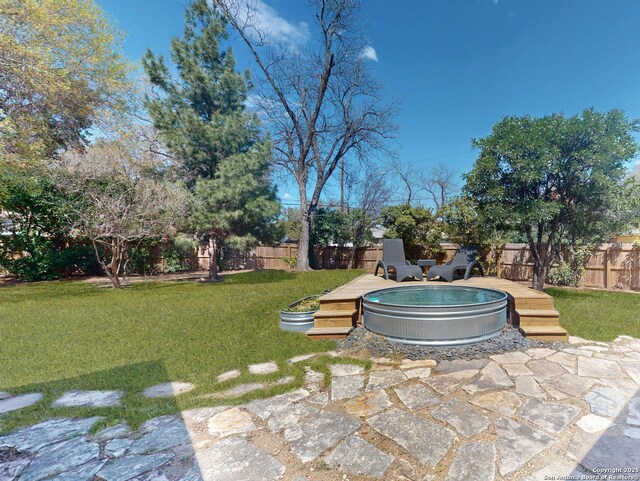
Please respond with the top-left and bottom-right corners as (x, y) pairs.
(143, 0), (280, 279)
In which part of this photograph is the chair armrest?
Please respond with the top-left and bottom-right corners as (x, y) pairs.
(464, 261), (484, 279)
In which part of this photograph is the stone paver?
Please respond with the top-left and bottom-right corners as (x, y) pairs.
(462, 362), (513, 395)
(0, 417), (102, 452)
(445, 441), (496, 481)
(93, 423), (132, 442)
(368, 408), (456, 468)
(248, 361), (278, 375)
(129, 416), (189, 455)
(547, 352), (577, 373)
(490, 351), (531, 364)
(268, 402), (319, 431)
(142, 383), (195, 398)
(0, 393), (43, 414)
(0, 452), (31, 480)
(544, 373), (595, 397)
(330, 364), (365, 376)
(583, 386), (627, 417)
(520, 398), (580, 433)
(628, 396), (640, 426)
(207, 408), (256, 437)
(625, 427), (640, 439)
(576, 413), (615, 433)
(432, 399), (489, 437)
(469, 391), (522, 416)
(502, 363), (533, 377)
(331, 374), (364, 400)
(425, 369), (479, 396)
(365, 369), (406, 391)
(97, 454), (174, 481)
(526, 347), (556, 358)
(325, 436), (394, 477)
(344, 390), (391, 417)
(216, 370), (241, 382)
(47, 460), (105, 481)
(18, 436), (99, 481)
(288, 353), (318, 363)
(528, 359), (566, 381)
(514, 377), (547, 399)
(181, 407), (229, 425)
(197, 438), (284, 481)
(400, 359), (437, 370)
(394, 383), (441, 411)
(212, 383), (265, 398)
(52, 390), (123, 408)
(284, 411), (359, 462)
(578, 357), (626, 378)
(436, 359), (488, 373)
(403, 367), (432, 379)
(244, 388), (309, 419)
(521, 461), (587, 481)
(494, 417), (556, 476)
(105, 437), (134, 458)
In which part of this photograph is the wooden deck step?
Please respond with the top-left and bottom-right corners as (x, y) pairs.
(517, 309), (561, 326)
(513, 297), (555, 310)
(520, 325), (568, 342)
(313, 309), (358, 328)
(319, 299), (361, 311)
(306, 326), (353, 340)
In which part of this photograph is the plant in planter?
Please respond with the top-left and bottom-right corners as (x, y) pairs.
(280, 295), (320, 332)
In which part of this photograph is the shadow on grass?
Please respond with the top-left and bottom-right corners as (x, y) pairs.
(0, 360), (180, 434)
(222, 270), (298, 285)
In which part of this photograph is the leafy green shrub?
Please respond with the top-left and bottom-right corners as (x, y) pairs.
(0, 234), (97, 281)
(548, 246), (592, 287)
(282, 256), (297, 269)
(162, 235), (198, 273)
(380, 204), (443, 262)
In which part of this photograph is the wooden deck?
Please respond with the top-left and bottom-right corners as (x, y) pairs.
(306, 274), (568, 342)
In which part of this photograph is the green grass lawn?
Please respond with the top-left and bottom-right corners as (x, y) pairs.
(0, 269), (363, 433)
(547, 287), (640, 341)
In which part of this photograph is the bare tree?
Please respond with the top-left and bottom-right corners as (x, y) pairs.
(215, 0), (396, 270)
(420, 162), (459, 212)
(391, 159), (418, 206)
(53, 128), (190, 288)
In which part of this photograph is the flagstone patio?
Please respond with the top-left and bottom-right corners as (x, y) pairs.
(1, 335), (640, 481)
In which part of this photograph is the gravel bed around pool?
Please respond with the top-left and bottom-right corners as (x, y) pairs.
(338, 326), (565, 361)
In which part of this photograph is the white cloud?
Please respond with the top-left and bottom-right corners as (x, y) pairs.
(236, 0), (310, 48)
(282, 192), (293, 200)
(362, 45), (378, 62)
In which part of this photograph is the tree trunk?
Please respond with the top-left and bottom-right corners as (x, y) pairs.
(208, 235), (222, 281)
(531, 248), (550, 291)
(296, 211), (312, 271)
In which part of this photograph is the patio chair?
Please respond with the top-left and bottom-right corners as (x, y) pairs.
(427, 246), (484, 282)
(374, 239), (423, 282)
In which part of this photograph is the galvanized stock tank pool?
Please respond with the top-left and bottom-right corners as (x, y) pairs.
(362, 285), (508, 346)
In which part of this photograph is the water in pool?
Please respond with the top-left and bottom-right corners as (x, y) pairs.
(364, 286), (504, 306)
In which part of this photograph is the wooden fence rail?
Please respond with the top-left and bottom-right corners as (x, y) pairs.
(214, 242), (640, 291)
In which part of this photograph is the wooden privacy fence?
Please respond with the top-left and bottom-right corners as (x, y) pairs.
(219, 242), (640, 291)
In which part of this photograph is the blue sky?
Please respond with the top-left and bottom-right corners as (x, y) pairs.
(98, 0), (640, 207)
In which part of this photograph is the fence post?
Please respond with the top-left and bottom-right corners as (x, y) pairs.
(604, 247), (612, 289)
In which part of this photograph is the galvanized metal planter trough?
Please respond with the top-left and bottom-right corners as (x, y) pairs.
(279, 296), (319, 332)
(362, 285), (508, 346)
